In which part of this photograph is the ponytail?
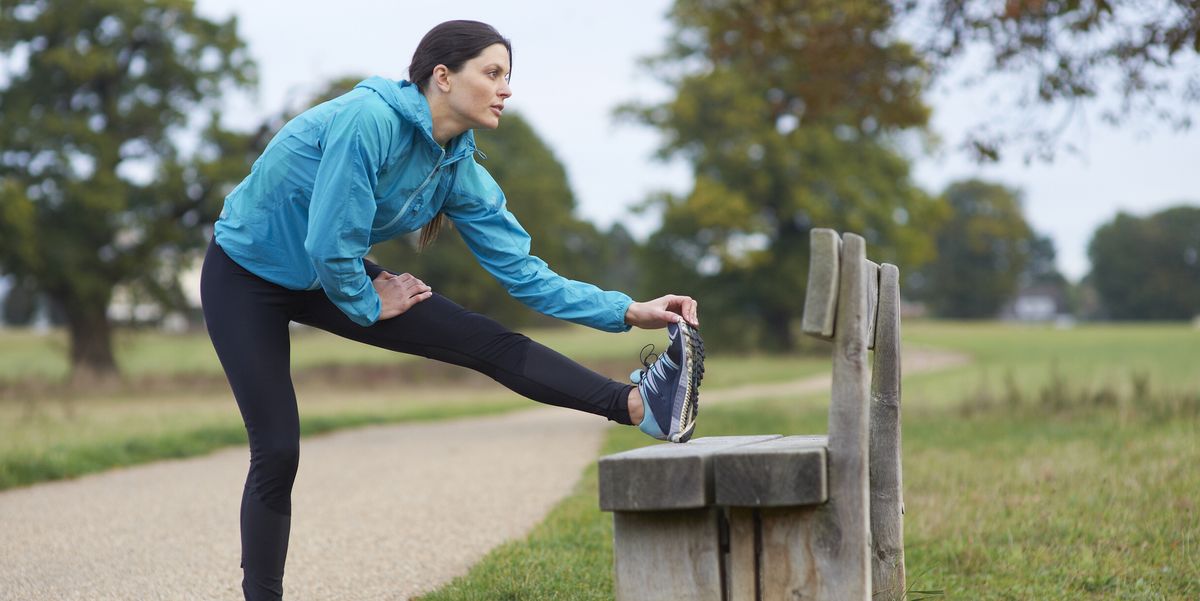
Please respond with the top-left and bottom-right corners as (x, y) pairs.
(417, 213), (447, 251)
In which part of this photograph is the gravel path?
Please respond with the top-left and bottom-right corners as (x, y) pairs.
(0, 408), (608, 601)
(0, 347), (969, 601)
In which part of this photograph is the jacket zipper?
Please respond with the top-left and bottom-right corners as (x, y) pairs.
(373, 145), (473, 232)
(373, 147), (446, 232)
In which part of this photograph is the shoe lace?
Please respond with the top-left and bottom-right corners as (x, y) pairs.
(639, 344), (658, 369)
(631, 344), (662, 386)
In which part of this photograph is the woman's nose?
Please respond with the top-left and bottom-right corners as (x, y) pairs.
(498, 81), (512, 98)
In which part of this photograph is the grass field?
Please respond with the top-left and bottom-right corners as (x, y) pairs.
(418, 321), (1200, 600)
(902, 321), (1200, 412)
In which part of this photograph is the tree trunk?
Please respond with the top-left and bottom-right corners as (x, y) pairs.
(762, 307), (797, 351)
(61, 297), (119, 386)
(759, 213), (806, 353)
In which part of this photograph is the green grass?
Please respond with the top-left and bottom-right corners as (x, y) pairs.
(419, 321), (1200, 600)
(902, 413), (1198, 599)
(901, 320), (1200, 409)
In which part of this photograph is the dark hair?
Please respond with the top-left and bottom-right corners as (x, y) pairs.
(408, 20), (512, 92)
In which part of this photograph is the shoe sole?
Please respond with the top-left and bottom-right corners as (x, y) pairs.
(670, 323), (705, 443)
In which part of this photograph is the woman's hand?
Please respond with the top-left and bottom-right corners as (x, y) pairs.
(624, 294), (700, 330)
(374, 271), (432, 320)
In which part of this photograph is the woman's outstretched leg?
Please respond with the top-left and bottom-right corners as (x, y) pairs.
(295, 289), (635, 426)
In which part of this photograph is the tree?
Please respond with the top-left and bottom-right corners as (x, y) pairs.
(1, 279), (39, 326)
(917, 180), (1037, 318)
(0, 0), (256, 382)
(1022, 234), (1067, 290)
(1088, 205), (1200, 319)
(625, 0), (941, 350)
(904, 0), (1200, 161)
(371, 110), (635, 327)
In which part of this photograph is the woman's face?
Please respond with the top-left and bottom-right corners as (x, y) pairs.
(444, 43), (512, 131)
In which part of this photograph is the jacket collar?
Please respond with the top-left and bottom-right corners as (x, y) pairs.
(354, 77), (477, 163)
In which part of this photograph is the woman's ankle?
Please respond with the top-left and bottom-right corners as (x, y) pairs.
(627, 387), (644, 425)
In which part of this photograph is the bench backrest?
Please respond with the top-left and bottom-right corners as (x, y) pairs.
(801, 230), (874, 598)
(801, 228), (905, 598)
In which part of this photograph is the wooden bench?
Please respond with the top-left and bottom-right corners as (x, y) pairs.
(598, 230), (906, 601)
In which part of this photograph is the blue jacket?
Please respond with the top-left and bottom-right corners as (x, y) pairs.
(214, 77), (633, 331)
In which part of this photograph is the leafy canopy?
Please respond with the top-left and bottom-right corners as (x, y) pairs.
(1088, 205), (1200, 320)
(916, 179), (1037, 318)
(0, 0), (255, 378)
(624, 0), (940, 349)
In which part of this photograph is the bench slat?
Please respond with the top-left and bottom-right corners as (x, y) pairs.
(599, 435), (781, 512)
(713, 435), (829, 507)
(866, 260), (880, 350)
(870, 263), (905, 599)
(801, 228), (841, 339)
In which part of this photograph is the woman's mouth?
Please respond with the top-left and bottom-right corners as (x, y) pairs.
(490, 105), (503, 117)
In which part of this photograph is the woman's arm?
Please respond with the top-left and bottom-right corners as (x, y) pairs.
(305, 100), (399, 326)
(445, 159), (697, 331)
(444, 159), (634, 331)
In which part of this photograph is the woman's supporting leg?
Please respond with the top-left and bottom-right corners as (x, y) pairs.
(295, 290), (635, 425)
(201, 242), (302, 601)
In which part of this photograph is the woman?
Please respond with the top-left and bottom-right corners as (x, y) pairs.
(200, 19), (704, 601)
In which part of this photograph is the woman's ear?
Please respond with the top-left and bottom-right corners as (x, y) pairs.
(432, 64), (451, 93)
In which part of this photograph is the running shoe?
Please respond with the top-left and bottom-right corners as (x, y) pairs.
(630, 321), (705, 443)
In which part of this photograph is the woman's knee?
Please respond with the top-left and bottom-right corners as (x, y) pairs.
(254, 443), (299, 472)
(248, 443), (300, 514)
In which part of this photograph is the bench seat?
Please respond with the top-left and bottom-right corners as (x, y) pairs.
(714, 435), (829, 507)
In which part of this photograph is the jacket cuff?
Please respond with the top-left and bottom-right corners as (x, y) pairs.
(610, 296), (633, 333)
(331, 280), (382, 327)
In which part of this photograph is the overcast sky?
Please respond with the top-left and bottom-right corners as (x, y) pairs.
(196, 0), (1199, 282)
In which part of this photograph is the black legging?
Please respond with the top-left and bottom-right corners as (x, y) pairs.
(200, 241), (633, 601)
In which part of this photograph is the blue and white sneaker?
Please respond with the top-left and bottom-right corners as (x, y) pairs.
(631, 321), (705, 443)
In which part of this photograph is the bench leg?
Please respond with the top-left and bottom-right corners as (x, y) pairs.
(725, 508), (756, 601)
(870, 263), (905, 600)
(612, 509), (724, 601)
(728, 505), (873, 601)
(759, 507), (825, 600)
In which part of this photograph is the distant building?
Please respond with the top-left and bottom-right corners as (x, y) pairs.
(0, 256), (205, 332)
(1001, 283), (1071, 322)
